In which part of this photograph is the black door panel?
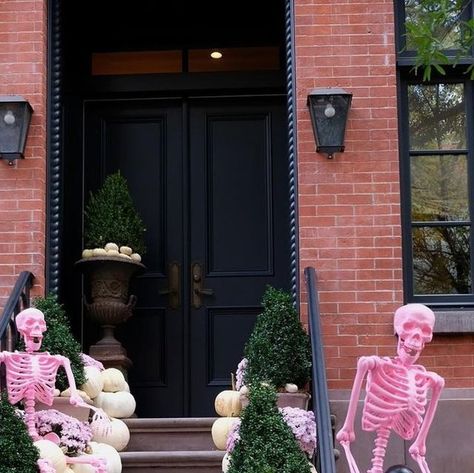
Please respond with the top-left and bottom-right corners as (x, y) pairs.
(84, 96), (290, 416)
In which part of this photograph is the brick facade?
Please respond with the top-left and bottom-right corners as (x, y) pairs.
(0, 0), (47, 302)
(294, 0), (474, 390)
(0, 0), (473, 392)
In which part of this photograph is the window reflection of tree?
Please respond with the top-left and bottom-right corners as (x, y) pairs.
(408, 83), (470, 295)
(413, 226), (471, 294)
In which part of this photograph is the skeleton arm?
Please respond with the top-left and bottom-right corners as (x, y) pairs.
(56, 355), (110, 433)
(409, 372), (444, 459)
(56, 355), (84, 406)
(336, 355), (378, 444)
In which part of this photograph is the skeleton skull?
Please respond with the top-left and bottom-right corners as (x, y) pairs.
(16, 307), (47, 353)
(394, 303), (434, 365)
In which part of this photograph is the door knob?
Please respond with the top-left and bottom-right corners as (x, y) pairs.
(159, 262), (180, 309)
(191, 262), (214, 309)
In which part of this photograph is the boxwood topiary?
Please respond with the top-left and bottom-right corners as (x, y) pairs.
(0, 392), (40, 472)
(243, 286), (312, 390)
(227, 383), (311, 473)
(84, 170), (146, 255)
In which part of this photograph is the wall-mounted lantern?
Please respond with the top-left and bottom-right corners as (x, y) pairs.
(0, 96), (33, 165)
(307, 88), (352, 159)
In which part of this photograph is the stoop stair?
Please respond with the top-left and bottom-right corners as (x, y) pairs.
(120, 417), (225, 473)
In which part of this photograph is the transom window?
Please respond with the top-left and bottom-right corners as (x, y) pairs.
(396, 0), (474, 307)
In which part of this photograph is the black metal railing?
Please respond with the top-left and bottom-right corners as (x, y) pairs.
(0, 271), (35, 353)
(305, 266), (337, 473)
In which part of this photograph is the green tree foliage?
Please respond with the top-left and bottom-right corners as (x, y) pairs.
(0, 392), (40, 472)
(404, 0), (474, 80)
(228, 384), (311, 473)
(244, 286), (312, 390)
(84, 171), (146, 255)
(17, 294), (86, 391)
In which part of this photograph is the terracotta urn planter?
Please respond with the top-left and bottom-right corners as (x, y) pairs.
(75, 255), (146, 371)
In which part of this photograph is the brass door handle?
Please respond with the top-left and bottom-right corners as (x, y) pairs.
(159, 262), (180, 309)
(191, 262), (214, 309)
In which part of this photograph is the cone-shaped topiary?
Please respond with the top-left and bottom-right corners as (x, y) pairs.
(243, 286), (312, 390)
(0, 392), (40, 472)
(227, 383), (311, 473)
(17, 294), (86, 392)
(84, 170), (146, 255)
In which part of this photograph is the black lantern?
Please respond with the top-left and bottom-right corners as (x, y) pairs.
(307, 88), (352, 159)
(0, 96), (33, 165)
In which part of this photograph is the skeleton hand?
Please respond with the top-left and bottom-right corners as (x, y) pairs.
(409, 439), (427, 459)
(336, 425), (355, 444)
(68, 391), (84, 407)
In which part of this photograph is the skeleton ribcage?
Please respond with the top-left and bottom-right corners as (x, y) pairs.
(5, 353), (60, 405)
(361, 360), (428, 440)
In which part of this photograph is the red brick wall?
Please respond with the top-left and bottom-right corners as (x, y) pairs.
(295, 0), (474, 389)
(0, 0), (47, 306)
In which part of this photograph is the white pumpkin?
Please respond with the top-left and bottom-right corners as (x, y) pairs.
(104, 242), (119, 252)
(285, 383), (298, 393)
(101, 368), (128, 393)
(222, 452), (231, 473)
(92, 417), (130, 452)
(80, 366), (104, 399)
(90, 442), (122, 473)
(309, 462), (317, 473)
(119, 245), (133, 256)
(70, 456), (107, 473)
(92, 248), (108, 256)
(82, 249), (94, 258)
(214, 390), (242, 417)
(60, 388), (92, 403)
(94, 391), (136, 418)
(211, 417), (238, 451)
(34, 439), (67, 473)
(130, 253), (142, 262)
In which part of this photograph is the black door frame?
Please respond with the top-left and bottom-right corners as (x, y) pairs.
(46, 0), (299, 302)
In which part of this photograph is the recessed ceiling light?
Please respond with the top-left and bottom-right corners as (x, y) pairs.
(210, 51), (223, 59)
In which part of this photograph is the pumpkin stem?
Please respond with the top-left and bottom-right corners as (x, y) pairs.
(231, 372), (236, 391)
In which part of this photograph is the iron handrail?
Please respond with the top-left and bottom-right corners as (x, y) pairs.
(0, 271), (35, 350)
(305, 266), (337, 473)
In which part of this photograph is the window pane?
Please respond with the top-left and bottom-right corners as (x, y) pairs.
(405, 0), (464, 50)
(408, 83), (465, 150)
(413, 225), (471, 294)
(411, 154), (468, 221)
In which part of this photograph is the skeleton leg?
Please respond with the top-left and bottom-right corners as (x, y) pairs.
(368, 427), (391, 473)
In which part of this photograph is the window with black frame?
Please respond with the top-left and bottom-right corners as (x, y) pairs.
(397, 0), (474, 308)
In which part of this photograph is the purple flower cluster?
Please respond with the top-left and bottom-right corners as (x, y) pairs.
(80, 353), (104, 371)
(235, 358), (248, 390)
(35, 409), (93, 455)
(225, 406), (316, 458)
(225, 418), (242, 452)
(280, 407), (317, 457)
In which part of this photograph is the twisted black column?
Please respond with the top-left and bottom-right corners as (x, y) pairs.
(284, 0), (299, 305)
(46, 0), (62, 295)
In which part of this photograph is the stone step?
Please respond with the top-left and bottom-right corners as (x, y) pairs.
(123, 417), (218, 452)
(120, 450), (225, 473)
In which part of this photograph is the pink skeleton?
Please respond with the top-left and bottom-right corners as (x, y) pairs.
(336, 304), (444, 473)
(0, 307), (109, 472)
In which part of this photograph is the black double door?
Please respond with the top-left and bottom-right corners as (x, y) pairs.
(84, 96), (291, 417)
